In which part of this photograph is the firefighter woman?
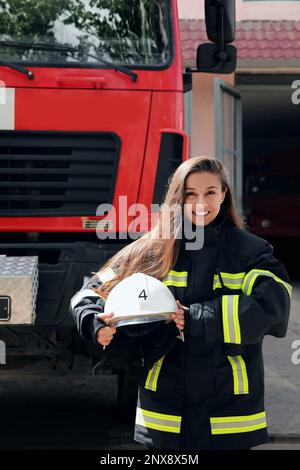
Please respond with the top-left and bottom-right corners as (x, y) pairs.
(71, 156), (291, 450)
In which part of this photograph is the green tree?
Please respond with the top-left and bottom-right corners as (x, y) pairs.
(0, 0), (169, 64)
(0, 0), (72, 39)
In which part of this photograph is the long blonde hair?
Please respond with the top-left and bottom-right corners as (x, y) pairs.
(94, 156), (245, 298)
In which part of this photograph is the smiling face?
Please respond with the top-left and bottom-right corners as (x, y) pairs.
(183, 171), (227, 226)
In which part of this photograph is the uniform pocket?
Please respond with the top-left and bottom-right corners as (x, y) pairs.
(215, 355), (249, 396)
(227, 355), (249, 395)
(140, 355), (178, 395)
(216, 352), (264, 397)
(144, 355), (166, 392)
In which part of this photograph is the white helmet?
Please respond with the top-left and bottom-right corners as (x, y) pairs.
(104, 273), (177, 327)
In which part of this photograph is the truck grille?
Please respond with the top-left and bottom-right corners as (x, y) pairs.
(0, 131), (120, 216)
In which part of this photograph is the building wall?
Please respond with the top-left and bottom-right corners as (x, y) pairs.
(177, 0), (300, 21)
(179, 1), (300, 157)
(191, 73), (235, 158)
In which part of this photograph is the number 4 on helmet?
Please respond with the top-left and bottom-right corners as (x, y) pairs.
(103, 273), (178, 328)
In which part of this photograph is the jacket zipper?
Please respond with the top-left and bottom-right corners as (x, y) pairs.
(182, 254), (194, 450)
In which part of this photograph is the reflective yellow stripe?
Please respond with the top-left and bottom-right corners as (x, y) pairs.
(222, 296), (230, 342)
(222, 295), (241, 344)
(135, 407), (182, 434)
(169, 270), (188, 277)
(227, 355), (249, 395)
(162, 270), (188, 287)
(213, 272), (245, 290)
(242, 269), (292, 298)
(210, 412), (267, 435)
(163, 280), (187, 287)
(240, 360), (249, 394)
(145, 356), (165, 391)
(233, 295), (241, 344)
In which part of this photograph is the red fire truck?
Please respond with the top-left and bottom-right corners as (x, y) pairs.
(0, 0), (236, 407)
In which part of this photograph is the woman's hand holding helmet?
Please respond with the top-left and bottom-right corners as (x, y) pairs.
(95, 298), (187, 346)
(95, 312), (116, 347)
(170, 300), (187, 330)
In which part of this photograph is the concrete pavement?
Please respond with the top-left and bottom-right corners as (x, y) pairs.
(256, 281), (300, 449)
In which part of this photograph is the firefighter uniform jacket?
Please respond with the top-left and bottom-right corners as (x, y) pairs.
(70, 213), (292, 450)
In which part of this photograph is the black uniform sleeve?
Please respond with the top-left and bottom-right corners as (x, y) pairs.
(70, 273), (141, 368)
(188, 240), (292, 345)
(70, 273), (178, 369)
(70, 274), (107, 344)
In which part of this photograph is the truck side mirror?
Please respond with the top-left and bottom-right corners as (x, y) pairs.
(195, 0), (236, 73)
(205, 0), (235, 43)
(196, 43), (236, 74)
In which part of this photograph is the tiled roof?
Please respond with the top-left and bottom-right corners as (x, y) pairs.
(180, 20), (300, 67)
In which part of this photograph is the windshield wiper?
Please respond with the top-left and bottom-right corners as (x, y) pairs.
(0, 57), (34, 80)
(0, 40), (138, 82)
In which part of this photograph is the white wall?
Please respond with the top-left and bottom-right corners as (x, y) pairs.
(177, 0), (300, 21)
(177, 0), (205, 20)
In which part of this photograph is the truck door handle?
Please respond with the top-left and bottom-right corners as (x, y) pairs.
(56, 77), (105, 89)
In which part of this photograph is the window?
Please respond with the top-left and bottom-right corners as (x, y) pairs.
(0, 0), (172, 68)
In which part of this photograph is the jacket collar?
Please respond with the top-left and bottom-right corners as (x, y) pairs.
(180, 211), (229, 248)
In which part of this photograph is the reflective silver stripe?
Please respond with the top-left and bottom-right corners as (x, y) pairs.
(227, 356), (249, 395)
(210, 412), (267, 435)
(162, 270), (188, 287)
(71, 289), (101, 309)
(145, 356), (165, 391)
(222, 295), (241, 344)
(135, 407), (181, 434)
(213, 272), (245, 290)
(98, 267), (117, 283)
(242, 269), (292, 297)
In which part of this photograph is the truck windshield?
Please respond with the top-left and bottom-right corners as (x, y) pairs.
(0, 0), (172, 68)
